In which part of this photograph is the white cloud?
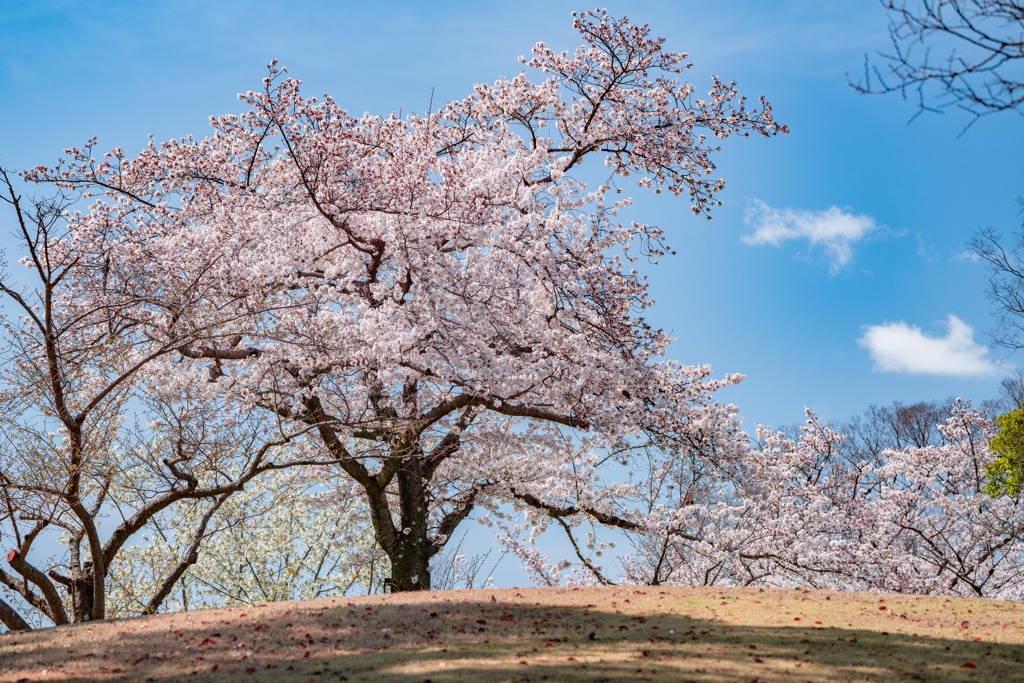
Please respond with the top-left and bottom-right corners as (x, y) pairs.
(953, 249), (981, 262)
(743, 200), (878, 273)
(858, 315), (997, 377)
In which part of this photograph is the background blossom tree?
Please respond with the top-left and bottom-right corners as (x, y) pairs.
(615, 400), (1024, 598)
(738, 402), (1024, 597)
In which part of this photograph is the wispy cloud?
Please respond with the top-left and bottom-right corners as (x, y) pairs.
(858, 315), (997, 377)
(743, 200), (878, 274)
(953, 249), (981, 262)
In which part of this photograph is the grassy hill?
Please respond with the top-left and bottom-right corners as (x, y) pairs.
(2, 586), (1022, 682)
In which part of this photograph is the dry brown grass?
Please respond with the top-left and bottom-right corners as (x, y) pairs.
(1, 586), (1022, 682)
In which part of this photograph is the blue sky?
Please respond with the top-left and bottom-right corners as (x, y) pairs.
(3, 0), (1022, 431)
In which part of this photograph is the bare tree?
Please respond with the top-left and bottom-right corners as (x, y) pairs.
(854, 1), (1024, 129)
(1001, 369), (1024, 407)
(972, 223), (1024, 353)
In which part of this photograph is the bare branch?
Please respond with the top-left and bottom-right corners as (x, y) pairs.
(143, 493), (229, 615)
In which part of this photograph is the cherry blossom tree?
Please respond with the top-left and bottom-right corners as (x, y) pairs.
(26, 10), (787, 591)
(744, 402), (1024, 597)
(621, 401), (1024, 598)
(0, 172), (330, 631)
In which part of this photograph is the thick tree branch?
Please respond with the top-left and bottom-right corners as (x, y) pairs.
(0, 593), (31, 631)
(432, 488), (483, 558)
(6, 549), (69, 626)
(0, 566), (45, 623)
(144, 492), (229, 615)
(103, 434), (294, 567)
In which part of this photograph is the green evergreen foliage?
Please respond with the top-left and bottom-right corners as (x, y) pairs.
(986, 407), (1024, 496)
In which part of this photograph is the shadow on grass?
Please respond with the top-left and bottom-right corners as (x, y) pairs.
(2, 593), (1019, 682)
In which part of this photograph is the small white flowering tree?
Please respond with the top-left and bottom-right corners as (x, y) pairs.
(106, 467), (382, 616)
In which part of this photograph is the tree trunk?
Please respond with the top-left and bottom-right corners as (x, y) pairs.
(73, 565), (95, 623)
(367, 454), (434, 592)
(387, 532), (432, 591)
